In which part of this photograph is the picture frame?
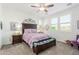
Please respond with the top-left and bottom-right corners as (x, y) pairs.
(0, 21), (2, 30)
(10, 22), (17, 31)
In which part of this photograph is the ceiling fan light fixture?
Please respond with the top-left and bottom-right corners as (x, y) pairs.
(39, 7), (47, 11)
(39, 7), (45, 11)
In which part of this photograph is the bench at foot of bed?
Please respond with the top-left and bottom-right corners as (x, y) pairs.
(33, 39), (56, 55)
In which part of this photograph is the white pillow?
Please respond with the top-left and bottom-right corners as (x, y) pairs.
(24, 29), (31, 33)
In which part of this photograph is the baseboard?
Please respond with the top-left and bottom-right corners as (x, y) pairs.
(57, 40), (66, 44)
(1, 42), (12, 48)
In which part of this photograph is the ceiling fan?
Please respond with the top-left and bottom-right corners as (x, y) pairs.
(31, 3), (54, 12)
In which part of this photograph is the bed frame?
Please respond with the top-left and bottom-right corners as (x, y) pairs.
(22, 23), (56, 55)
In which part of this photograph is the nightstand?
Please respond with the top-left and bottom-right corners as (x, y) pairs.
(12, 34), (22, 44)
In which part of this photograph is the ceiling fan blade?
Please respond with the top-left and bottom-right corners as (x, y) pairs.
(31, 5), (38, 7)
(47, 4), (54, 7)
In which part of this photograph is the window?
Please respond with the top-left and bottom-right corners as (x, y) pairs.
(51, 14), (71, 32)
(38, 20), (42, 25)
(51, 18), (58, 31)
(37, 20), (42, 29)
(60, 15), (71, 31)
(37, 20), (43, 32)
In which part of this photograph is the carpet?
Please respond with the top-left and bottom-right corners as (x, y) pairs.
(0, 41), (79, 55)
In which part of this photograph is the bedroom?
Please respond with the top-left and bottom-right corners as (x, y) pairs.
(0, 3), (79, 55)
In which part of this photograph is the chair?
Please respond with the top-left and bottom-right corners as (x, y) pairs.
(71, 35), (79, 50)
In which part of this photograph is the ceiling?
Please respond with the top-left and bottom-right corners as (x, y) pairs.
(2, 3), (79, 19)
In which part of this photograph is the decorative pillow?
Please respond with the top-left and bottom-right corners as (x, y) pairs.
(24, 29), (31, 33)
(77, 39), (79, 42)
(31, 29), (37, 33)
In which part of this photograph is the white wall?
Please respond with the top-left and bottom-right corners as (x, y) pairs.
(1, 4), (40, 45)
(48, 5), (79, 42)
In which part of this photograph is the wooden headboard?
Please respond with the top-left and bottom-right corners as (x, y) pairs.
(22, 23), (37, 34)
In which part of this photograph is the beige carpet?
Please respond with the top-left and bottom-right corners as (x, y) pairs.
(0, 41), (79, 55)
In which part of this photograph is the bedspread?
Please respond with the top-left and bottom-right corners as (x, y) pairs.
(23, 32), (52, 48)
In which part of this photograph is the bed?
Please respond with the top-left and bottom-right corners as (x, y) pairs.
(22, 23), (56, 54)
